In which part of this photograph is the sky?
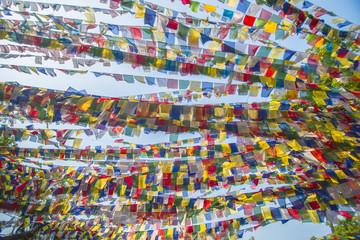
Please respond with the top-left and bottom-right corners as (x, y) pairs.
(0, 0), (358, 239)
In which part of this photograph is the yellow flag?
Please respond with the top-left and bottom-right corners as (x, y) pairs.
(330, 17), (345, 24)
(260, 76), (275, 87)
(188, 29), (200, 46)
(248, 109), (258, 119)
(62, 204), (71, 214)
(222, 144), (232, 154)
(337, 57), (352, 67)
(215, 61), (225, 70)
(225, 107), (234, 122)
(91, 225), (100, 232)
(49, 40), (64, 50)
(103, 100), (115, 110)
(203, 4), (216, 12)
(258, 140), (270, 149)
(181, 198), (190, 207)
(276, 145), (287, 157)
(167, 51), (176, 61)
(138, 175), (147, 189)
(312, 90), (328, 106)
(24, 217), (30, 227)
(153, 58), (166, 69)
(159, 104), (171, 119)
(134, 3), (145, 18)
(226, 0), (238, 7)
(282, 19), (292, 31)
(334, 170), (348, 179)
(208, 40), (222, 51)
(44, 129), (54, 139)
(214, 107), (225, 117)
(102, 48), (114, 60)
(261, 207), (273, 219)
(77, 97), (94, 111)
(264, 21), (277, 34)
(269, 48), (284, 59)
(239, 27), (249, 41)
(285, 74), (296, 81)
(289, 0), (302, 4)
(216, 132), (227, 143)
(0, 31), (8, 39)
(167, 228), (174, 235)
(252, 192), (263, 202)
(65, 166), (76, 174)
(249, 85), (261, 96)
(269, 101), (281, 110)
(84, 9), (95, 23)
(314, 38), (324, 48)
(308, 210), (320, 223)
(98, 178), (107, 189)
(55, 23), (66, 30)
(72, 138), (82, 149)
(286, 139), (302, 151)
(153, 30), (166, 42)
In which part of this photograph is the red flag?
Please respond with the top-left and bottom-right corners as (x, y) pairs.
(124, 176), (133, 187)
(166, 19), (178, 30)
(335, 211), (354, 219)
(15, 181), (29, 192)
(129, 27), (142, 39)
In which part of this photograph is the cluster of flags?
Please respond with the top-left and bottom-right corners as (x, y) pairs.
(0, 0), (359, 239)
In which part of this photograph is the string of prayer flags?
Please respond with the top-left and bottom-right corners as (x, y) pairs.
(0, 0), (359, 239)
